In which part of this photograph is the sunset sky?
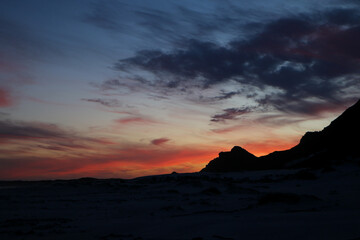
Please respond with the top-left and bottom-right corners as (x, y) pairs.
(1, 0), (360, 180)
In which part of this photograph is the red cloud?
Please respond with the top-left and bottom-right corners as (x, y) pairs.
(0, 88), (12, 107)
(151, 138), (170, 146)
(115, 117), (158, 124)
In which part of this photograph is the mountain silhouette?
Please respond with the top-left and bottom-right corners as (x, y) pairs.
(202, 99), (360, 172)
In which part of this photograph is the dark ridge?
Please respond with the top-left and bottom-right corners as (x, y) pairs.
(201, 99), (360, 172)
(202, 146), (258, 172)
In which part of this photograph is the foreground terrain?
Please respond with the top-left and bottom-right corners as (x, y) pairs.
(1, 164), (360, 240)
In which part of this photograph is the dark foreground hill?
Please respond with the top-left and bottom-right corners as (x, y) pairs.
(202, 99), (360, 172)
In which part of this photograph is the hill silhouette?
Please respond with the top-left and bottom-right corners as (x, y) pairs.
(202, 99), (360, 172)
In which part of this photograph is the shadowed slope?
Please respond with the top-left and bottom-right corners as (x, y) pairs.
(202, 99), (360, 172)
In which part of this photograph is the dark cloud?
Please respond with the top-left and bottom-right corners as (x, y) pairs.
(213, 90), (241, 101)
(0, 120), (110, 150)
(211, 107), (253, 122)
(151, 138), (170, 146)
(113, 7), (360, 115)
(82, 98), (121, 108)
(0, 120), (68, 140)
(116, 40), (240, 87)
(325, 8), (360, 25)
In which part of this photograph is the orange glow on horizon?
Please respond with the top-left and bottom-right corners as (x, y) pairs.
(0, 131), (305, 180)
(243, 140), (298, 157)
(0, 145), (219, 180)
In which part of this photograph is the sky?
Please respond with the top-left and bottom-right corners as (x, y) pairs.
(1, 0), (360, 180)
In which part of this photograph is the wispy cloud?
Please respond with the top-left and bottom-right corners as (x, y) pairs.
(84, 0), (259, 47)
(211, 107), (253, 122)
(210, 124), (246, 134)
(0, 119), (113, 150)
(0, 120), (68, 140)
(82, 98), (122, 108)
(151, 138), (170, 146)
(115, 116), (159, 125)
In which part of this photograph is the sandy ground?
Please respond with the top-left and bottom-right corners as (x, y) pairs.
(1, 164), (360, 240)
